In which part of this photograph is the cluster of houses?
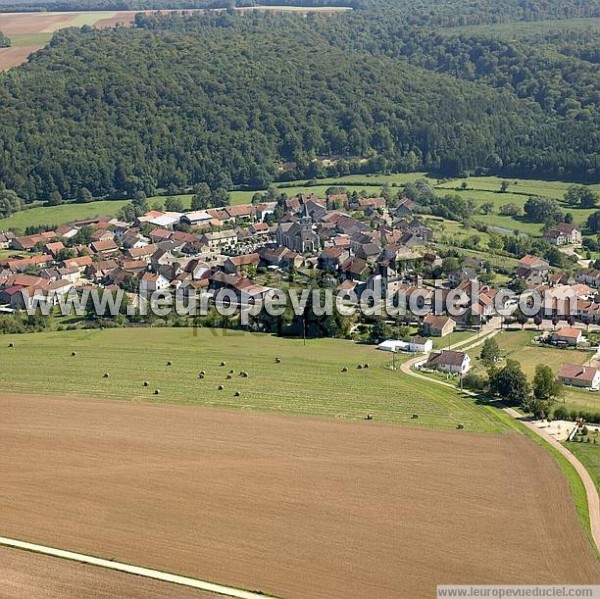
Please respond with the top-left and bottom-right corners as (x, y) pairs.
(2, 191), (600, 388)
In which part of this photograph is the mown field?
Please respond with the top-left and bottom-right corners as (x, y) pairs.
(568, 442), (600, 496)
(0, 327), (509, 432)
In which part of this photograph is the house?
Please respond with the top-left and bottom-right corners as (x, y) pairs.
(44, 241), (65, 259)
(421, 314), (456, 337)
(395, 197), (417, 217)
(223, 253), (260, 275)
(551, 327), (583, 346)
(139, 271), (171, 294)
(544, 223), (582, 246)
(124, 244), (157, 263)
(62, 255), (93, 272)
(90, 228), (114, 243)
(137, 211), (183, 229)
(149, 228), (172, 244)
(516, 255), (550, 285)
(318, 247), (350, 273)
(425, 350), (471, 375)
(201, 230), (237, 250)
(7, 254), (53, 272)
(90, 239), (119, 256)
(55, 225), (79, 240)
(558, 364), (600, 390)
(0, 232), (15, 249)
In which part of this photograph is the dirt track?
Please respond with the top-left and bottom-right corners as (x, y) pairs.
(0, 546), (223, 598)
(0, 393), (598, 598)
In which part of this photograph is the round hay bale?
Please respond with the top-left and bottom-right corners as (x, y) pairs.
(166, 361), (173, 366)
(275, 357), (281, 363)
(226, 374), (232, 380)
(365, 413), (373, 421)
(71, 351), (77, 356)
(363, 363), (369, 369)
(218, 384), (224, 390)
(240, 371), (248, 378)
(220, 361), (226, 366)
(103, 373), (110, 378)
(357, 364), (363, 370)
(234, 391), (241, 397)
(143, 381), (149, 387)
(154, 389), (160, 395)
(8, 343), (14, 348)
(198, 373), (205, 379)
(456, 423), (464, 430)
(411, 414), (419, 419)
(341, 367), (348, 372)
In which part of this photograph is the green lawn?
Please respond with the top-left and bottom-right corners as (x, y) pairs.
(0, 327), (509, 433)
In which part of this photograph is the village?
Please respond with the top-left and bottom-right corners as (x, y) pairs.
(2, 188), (600, 399)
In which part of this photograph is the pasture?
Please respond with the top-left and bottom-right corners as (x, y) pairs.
(0, 327), (509, 432)
(0, 393), (598, 598)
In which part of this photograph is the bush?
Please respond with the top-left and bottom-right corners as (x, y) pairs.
(462, 372), (487, 391)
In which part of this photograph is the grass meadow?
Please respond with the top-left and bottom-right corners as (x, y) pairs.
(0, 327), (509, 433)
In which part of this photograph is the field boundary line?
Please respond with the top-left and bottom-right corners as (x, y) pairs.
(401, 326), (600, 555)
(0, 535), (280, 599)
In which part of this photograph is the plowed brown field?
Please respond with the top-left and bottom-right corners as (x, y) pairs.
(0, 393), (598, 598)
(0, 547), (222, 598)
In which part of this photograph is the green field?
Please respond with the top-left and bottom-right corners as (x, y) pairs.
(7, 33), (53, 47)
(3, 171), (600, 234)
(567, 442), (600, 502)
(0, 327), (509, 433)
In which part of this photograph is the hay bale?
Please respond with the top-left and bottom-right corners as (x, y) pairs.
(456, 424), (464, 430)
(365, 414), (373, 421)
(341, 367), (348, 372)
(71, 351), (77, 356)
(275, 357), (281, 363)
(154, 389), (160, 395)
(8, 343), (14, 348)
(198, 373), (205, 379)
(239, 371), (248, 378)
(229, 369), (234, 374)
(218, 384), (224, 390)
(357, 364), (363, 370)
(234, 391), (241, 397)
(220, 361), (226, 366)
(411, 414), (419, 419)
(226, 374), (232, 380)
(143, 381), (149, 387)
(103, 373), (110, 378)
(363, 363), (369, 369)
(166, 361), (173, 366)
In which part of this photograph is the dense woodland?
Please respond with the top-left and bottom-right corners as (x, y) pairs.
(1, 2), (600, 201)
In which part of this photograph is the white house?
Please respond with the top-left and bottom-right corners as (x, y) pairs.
(425, 350), (471, 375)
(139, 272), (170, 295)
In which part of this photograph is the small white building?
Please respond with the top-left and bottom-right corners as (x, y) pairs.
(558, 364), (600, 390)
(378, 337), (433, 354)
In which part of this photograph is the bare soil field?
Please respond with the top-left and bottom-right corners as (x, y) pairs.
(0, 547), (223, 599)
(0, 393), (598, 598)
(0, 45), (37, 69)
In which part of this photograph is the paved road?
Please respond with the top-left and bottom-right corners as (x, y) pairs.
(401, 326), (600, 555)
(0, 536), (279, 599)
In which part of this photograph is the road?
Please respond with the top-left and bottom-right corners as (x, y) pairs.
(0, 536), (279, 599)
(401, 325), (600, 554)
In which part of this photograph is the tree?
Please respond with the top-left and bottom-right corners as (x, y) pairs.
(77, 187), (93, 203)
(533, 364), (563, 402)
(48, 191), (63, 206)
(488, 359), (530, 403)
(480, 201), (494, 215)
(480, 337), (500, 366)
(165, 196), (184, 212)
(500, 180), (510, 193)
(523, 196), (563, 226)
(587, 211), (600, 233)
(191, 183), (211, 211)
(499, 203), (521, 217)
(565, 185), (599, 209)
(0, 184), (23, 218)
(213, 187), (231, 208)
(0, 31), (10, 48)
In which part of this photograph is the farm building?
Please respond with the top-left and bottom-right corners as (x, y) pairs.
(421, 314), (456, 337)
(378, 338), (433, 354)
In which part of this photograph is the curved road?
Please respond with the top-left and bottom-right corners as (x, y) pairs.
(401, 327), (600, 554)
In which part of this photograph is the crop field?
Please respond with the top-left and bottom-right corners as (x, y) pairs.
(0, 327), (511, 432)
(0, 547), (221, 599)
(0, 393), (598, 598)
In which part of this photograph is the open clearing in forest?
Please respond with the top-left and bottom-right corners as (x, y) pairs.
(0, 393), (598, 598)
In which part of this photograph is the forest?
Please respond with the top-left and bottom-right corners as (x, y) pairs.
(1, 2), (600, 201)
